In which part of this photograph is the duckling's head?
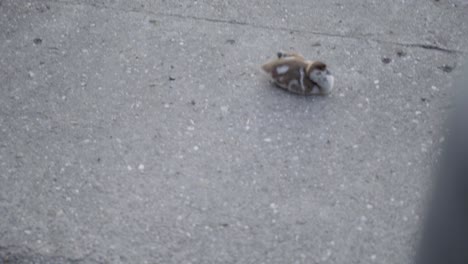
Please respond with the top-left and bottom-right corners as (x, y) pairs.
(307, 61), (335, 95)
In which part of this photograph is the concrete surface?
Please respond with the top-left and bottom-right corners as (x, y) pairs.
(0, 0), (467, 263)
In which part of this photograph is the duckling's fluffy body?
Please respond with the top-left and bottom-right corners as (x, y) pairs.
(262, 52), (334, 95)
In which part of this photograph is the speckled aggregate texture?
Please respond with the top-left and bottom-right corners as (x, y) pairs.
(0, 0), (467, 263)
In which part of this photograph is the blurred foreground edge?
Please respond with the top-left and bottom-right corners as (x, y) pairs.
(416, 60), (468, 264)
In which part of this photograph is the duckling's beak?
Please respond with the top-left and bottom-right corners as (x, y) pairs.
(325, 69), (332, 75)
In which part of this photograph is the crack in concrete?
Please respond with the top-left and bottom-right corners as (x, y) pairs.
(403, 43), (459, 53)
(39, 0), (465, 54)
(0, 245), (95, 264)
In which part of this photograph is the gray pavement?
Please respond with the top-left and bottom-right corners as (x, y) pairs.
(1, 0), (467, 263)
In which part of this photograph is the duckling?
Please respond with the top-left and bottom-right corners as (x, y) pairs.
(261, 51), (334, 95)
